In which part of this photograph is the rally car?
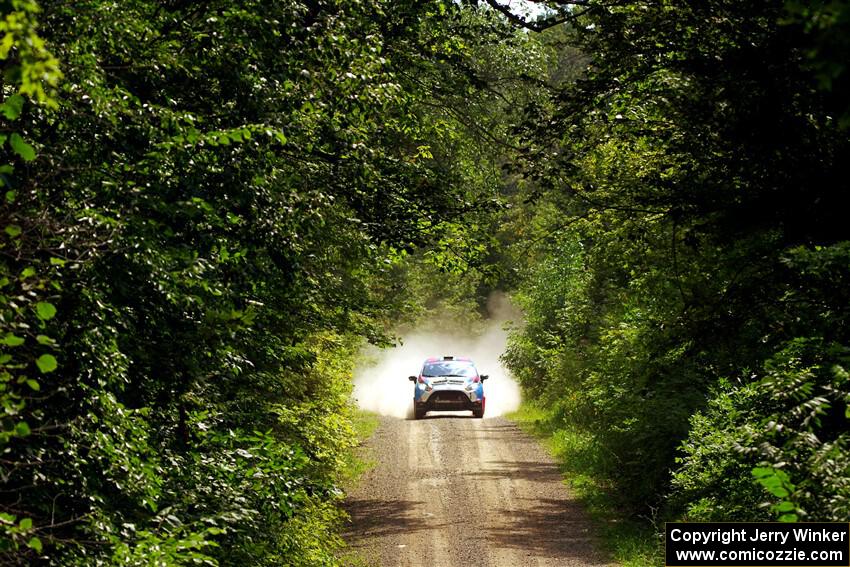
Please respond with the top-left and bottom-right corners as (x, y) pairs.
(408, 356), (488, 419)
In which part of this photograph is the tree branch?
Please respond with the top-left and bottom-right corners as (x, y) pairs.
(483, 0), (568, 31)
(481, 0), (606, 32)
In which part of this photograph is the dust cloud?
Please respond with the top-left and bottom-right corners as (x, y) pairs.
(352, 293), (522, 419)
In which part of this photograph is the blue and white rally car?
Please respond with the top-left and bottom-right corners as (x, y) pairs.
(408, 356), (488, 419)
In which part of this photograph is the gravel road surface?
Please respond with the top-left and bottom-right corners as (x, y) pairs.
(342, 414), (615, 567)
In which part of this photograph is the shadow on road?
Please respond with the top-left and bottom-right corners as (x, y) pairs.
(343, 498), (416, 538)
(343, 497), (452, 539)
(461, 459), (565, 484)
(486, 497), (611, 564)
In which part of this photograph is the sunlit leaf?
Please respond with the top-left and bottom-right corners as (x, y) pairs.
(27, 537), (42, 553)
(2, 334), (25, 347)
(35, 302), (57, 320)
(35, 354), (57, 373)
(10, 133), (36, 161)
(0, 94), (25, 120)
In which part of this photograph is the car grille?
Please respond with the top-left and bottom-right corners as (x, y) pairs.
(431, 391), (468, 404)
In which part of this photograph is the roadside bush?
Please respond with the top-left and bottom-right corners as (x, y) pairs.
(673, 336), (850, 523)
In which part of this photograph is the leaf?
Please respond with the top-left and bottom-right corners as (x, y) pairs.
(15, 422), (31, 436)
(778, 513), (798, 522)
(776, 501), (795, 512)
(0, 33), (12, 59)
(35, 302), (56, 320)
(9, 134), (36, 162)
(2, 334), (25, 347)
(35, 354), (57, 373)
(18, 518), (32, 530)
(36, 335), (53, 345)
(4, 224), (22, 238)
(0, 95), (25, 120)
(27, 537), (42, 553)
(25, 379), (40, 391)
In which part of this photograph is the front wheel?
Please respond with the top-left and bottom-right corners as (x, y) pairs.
(414, 405), (426, 420)
(472, 398), (485, 419)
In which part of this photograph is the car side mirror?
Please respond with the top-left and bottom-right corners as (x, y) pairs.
(408, 375), (417, 382)
(480, 375), (489, 381)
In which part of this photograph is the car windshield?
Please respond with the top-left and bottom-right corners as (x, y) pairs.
(422, 361), (477, 377)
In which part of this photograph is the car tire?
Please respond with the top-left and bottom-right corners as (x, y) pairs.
(414, 406), (426, 420)
(473, 398), (485, 418)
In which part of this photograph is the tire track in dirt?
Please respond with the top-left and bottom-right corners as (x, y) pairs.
(342, 415), (615, 567)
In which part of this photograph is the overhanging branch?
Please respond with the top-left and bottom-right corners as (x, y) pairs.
(481, 0), (596, 32)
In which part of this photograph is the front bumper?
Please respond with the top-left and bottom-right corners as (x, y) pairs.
(416, 387), (483, 412)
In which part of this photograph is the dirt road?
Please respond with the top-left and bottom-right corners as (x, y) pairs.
(342, 414), (614, 567)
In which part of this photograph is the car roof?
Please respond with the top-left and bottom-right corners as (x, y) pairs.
(423, 356), (473, 363)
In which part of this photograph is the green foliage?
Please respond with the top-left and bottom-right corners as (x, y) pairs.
(1, 0), (528, 564)
(498, 0), (850, 534)
(752, 467), (798, 522)
(0, 0), (62, 105)
(1, 0), (63, 556)
(673, 333), (850, 523)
